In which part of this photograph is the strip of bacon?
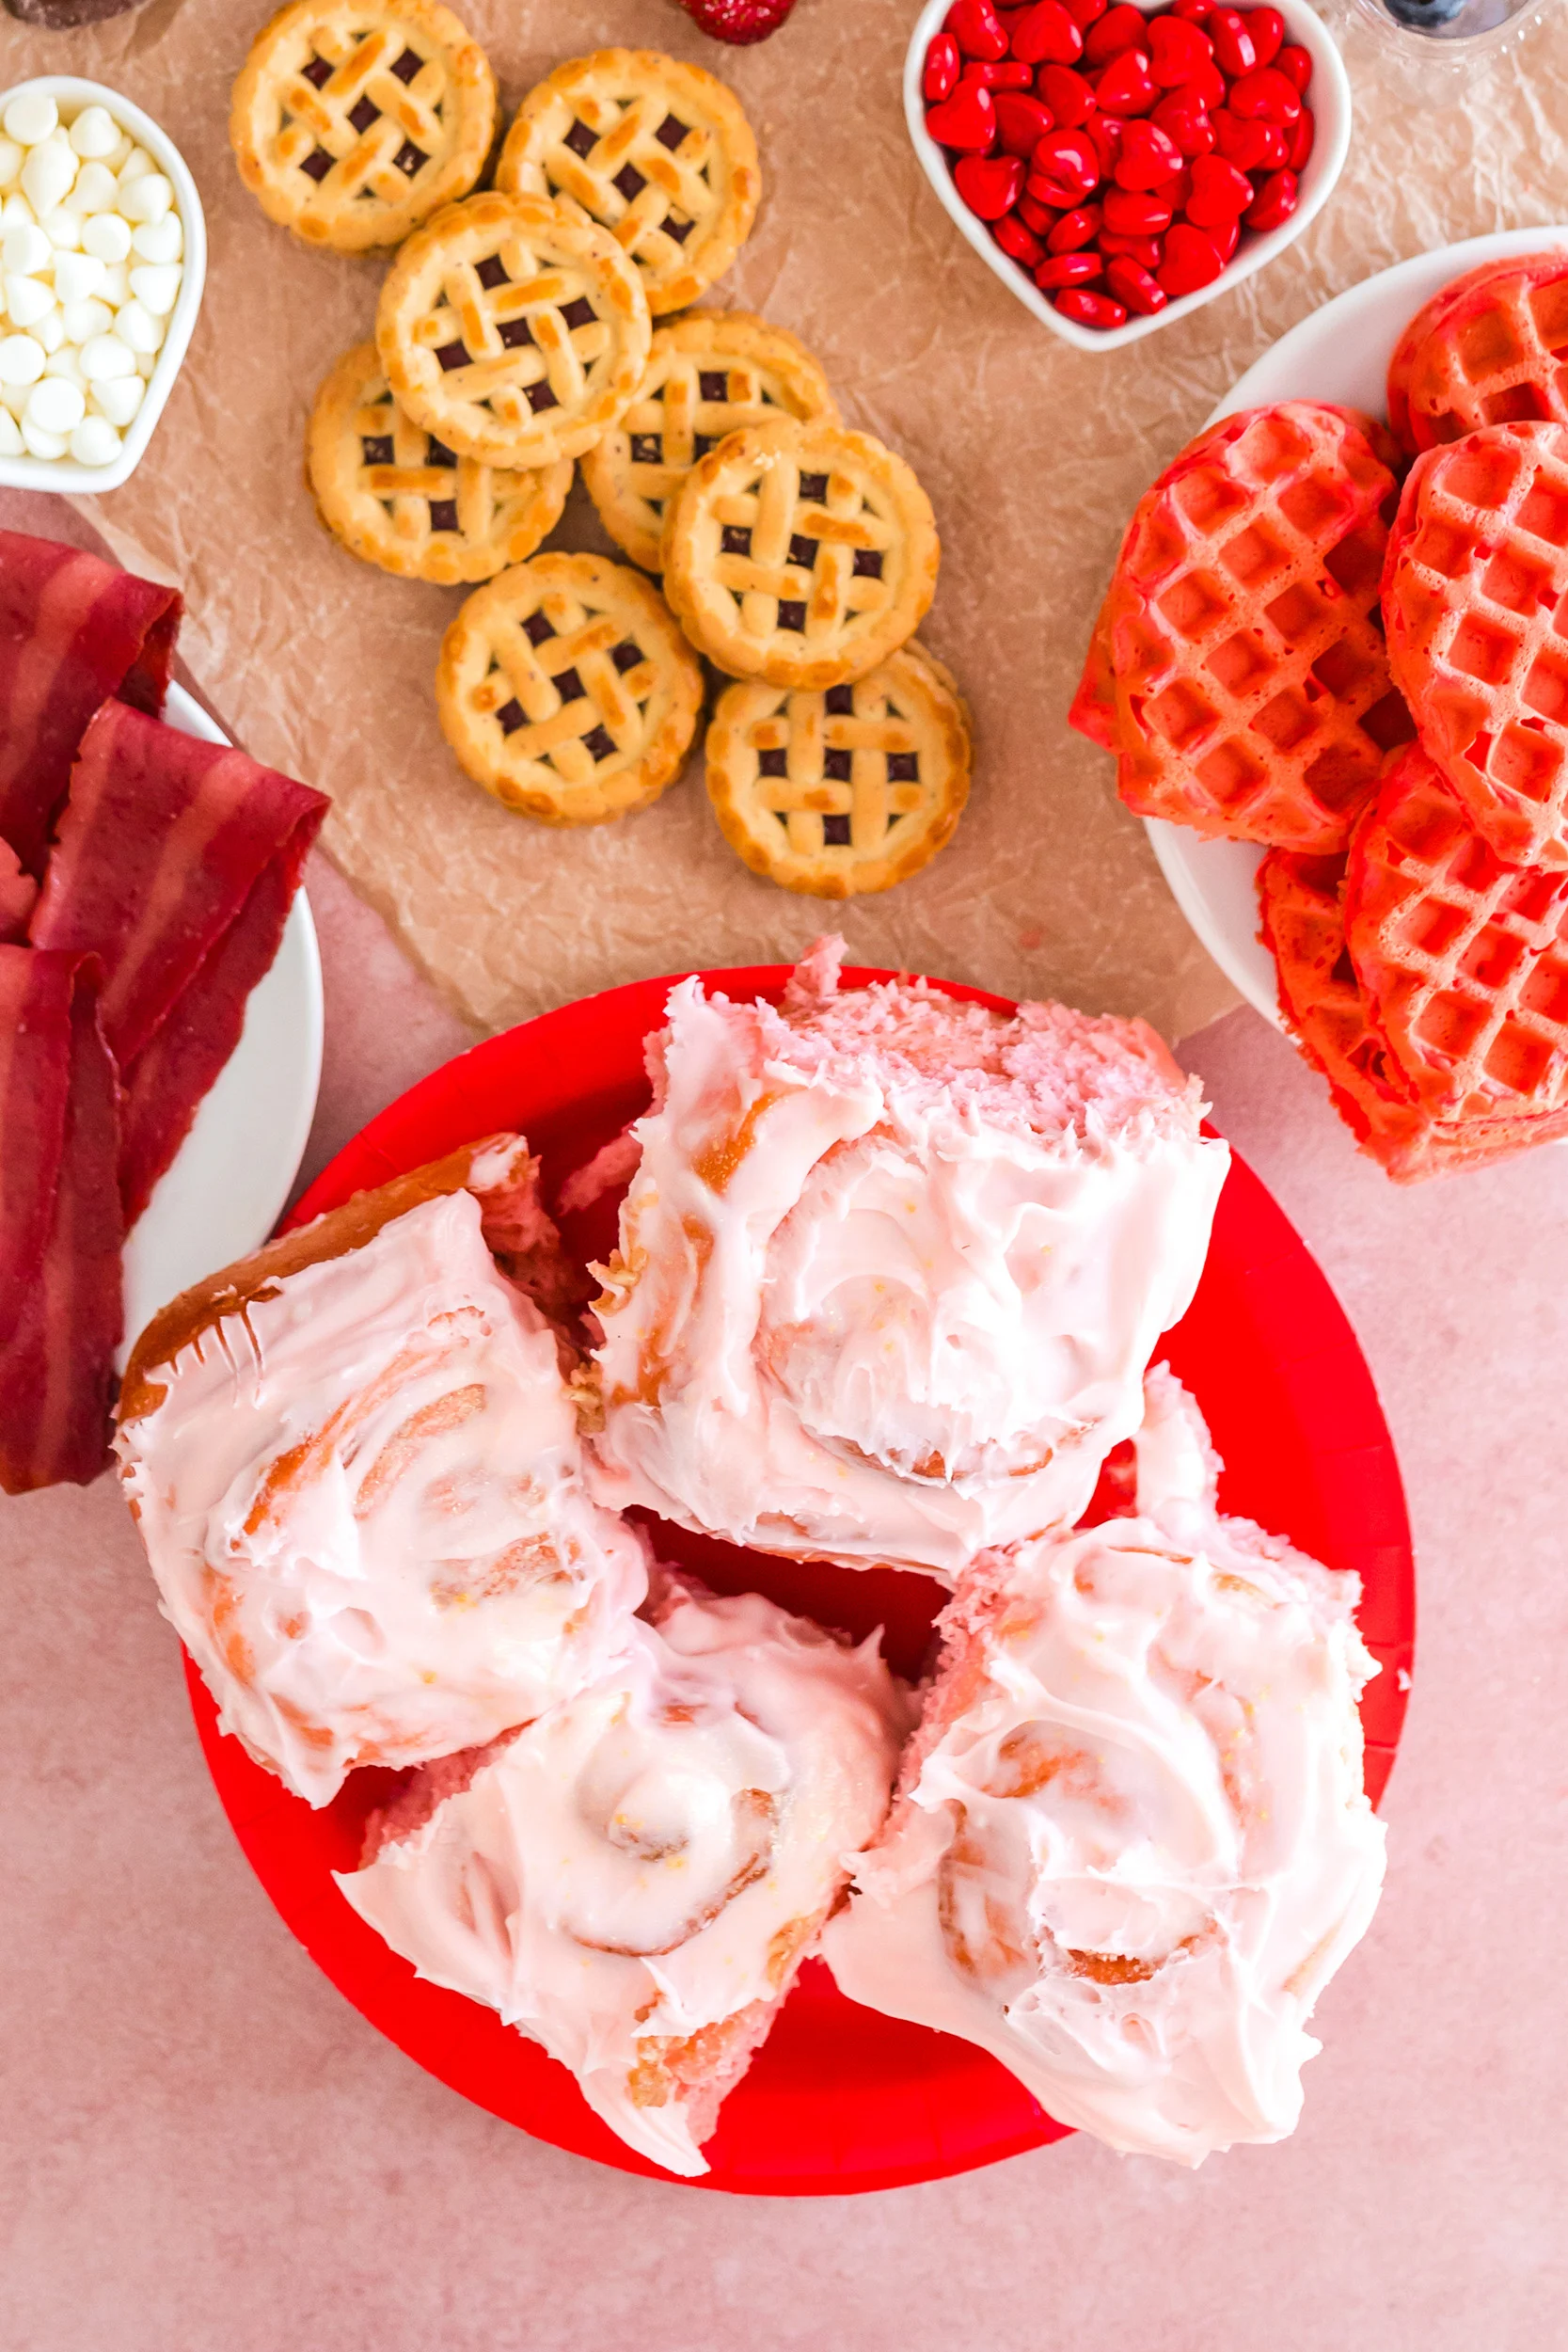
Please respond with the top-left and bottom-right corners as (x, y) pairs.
(0, 945), (75, 1336)
(116, 859), (298, 1225)
(0, 950), (123, 1493)
(0, 842), (36, 943)
(30, 699), (328, 1066)
(0, 531), (181, 877)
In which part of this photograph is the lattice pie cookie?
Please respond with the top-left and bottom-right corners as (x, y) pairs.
(377, 192), (651, 469)
(496, 49), (760, 319)
(662, 420), (940, 691)
(582, 312), (838, 575)
(436, 552), (704, 825)
(231, 0), (496, 252)
(308, 342), (572, 585)
(705, 642), (971, 896)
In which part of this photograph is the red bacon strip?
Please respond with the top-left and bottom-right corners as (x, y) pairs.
(0, 945), (75, 1336)
(27, 701), (329, 1219)
(0, 950), (123, 1494)
(0, 842), (38, 944)
(0, 532), (181, 877)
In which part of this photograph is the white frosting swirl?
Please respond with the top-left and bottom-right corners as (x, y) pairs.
(820, 1373), (1387, 2164)
(117, 1189), (648, 1806)
(337, 1579), (911, 2177)
(588, 946), (1228, 1579)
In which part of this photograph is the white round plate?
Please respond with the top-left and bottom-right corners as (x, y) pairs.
(119, 682), (324, 1357)
(1142, 225), (1568, 1024)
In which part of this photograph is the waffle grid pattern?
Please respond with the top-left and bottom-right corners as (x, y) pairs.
(1108, 407), (1408, 852)
(1384, 424), (1568, 868)
(1405, 264), (1568, 450)
(1346, 746), (1568, 1121)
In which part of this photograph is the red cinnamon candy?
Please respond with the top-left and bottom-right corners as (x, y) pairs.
(1114, 117), (1183, 184)
(956, 151), (1026, 215)
(1035, 248), (1104, 286)
(1008, 0), (1085, 61)
(1227, 64), (1302, 120)
(1027, 126), (1101, 201)
(945, 0), (1010, 57)
(1147, 13), (1214, 83)
(924, 31), (961, 99)
(1157, 219), (1226, 295)
(993, 89), (1056, 151)
(1083, 2), (1149, 63)
(1046, 200), (1102, 247)
(926, 81), (997, 149)
(1102, 184), (1173, 232)
(1037, 61), (1097, 119)
(1055, 286), (1128, 326)
(1244, 167), (1299, 230)
(1094, 46), (1159, 112)
(993, 212), (1046, 263)
(1105, 254), (1167, 312)
(1152, 87), (1216, 154)
(1184, 151), (1254, 223)
(1207, 6), (1258, 73)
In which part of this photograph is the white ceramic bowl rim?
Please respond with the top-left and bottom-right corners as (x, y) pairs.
(903, 0), (1353, 354)
(0, 73), (207, 496)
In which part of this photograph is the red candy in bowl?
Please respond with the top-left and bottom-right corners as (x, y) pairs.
(904, 0), (1351, 349)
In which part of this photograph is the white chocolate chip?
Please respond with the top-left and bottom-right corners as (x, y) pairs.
(134, 348), (154, 378)
(103, 130), (134, 171)
(70, 414), (121, 466)
(26, 374), (85, 434)
(53, 250), (105, 306)
(43, 343), (84, 385)
(129, 262), (181, 318)
(1, 220), (50, 276)
(21, 415), (66, 460)
(64, 160), (118, 216)
(131, 213), (182, 265)
(91, 371), (142, 425)
(40, 209), (82, 251)
(98, 262), (129, 306)
(68, 106), (119, 161)
(0, 193), (33, 233)
(120, 173), (172, 225)
(117, 146), (155, 186)
(0, 331), (44, 386)
(2, 92), (58, 149)
(82, 213), (132, 263)
(21, 139), (76, 219)
(79, 330), (135, 381)
(34, 309), (62, 354)
(0, 139), (21, 192)
(61, 296), (113, 344)
(3, 274), (54, 329)
(115, 297), (162, 354)
(0, 405), (21, 455)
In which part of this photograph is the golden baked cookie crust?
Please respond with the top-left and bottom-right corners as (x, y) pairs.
(662, 418), (941, 690)
(307, 342), (572, 585)
(705, 642), (971, 897)
(230, 0), (496, 252)
(376, 191), (652, 469)
(582, 311), (837, 575)
(436, 551), (704, 825)
(496, 49), (760, 318)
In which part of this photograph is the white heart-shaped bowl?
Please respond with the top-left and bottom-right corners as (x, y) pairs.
(0, 75), (207, 495)
(903, 0), (1352, 353)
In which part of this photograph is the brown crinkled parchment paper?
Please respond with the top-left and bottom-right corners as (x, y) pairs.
(7, 0), (1568, 1039)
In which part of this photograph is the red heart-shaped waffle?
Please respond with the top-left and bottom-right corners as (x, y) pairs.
(1344, 740), (1568, 1139)
(1078, 403), (1413, 851)
(1382, 421), (1568, 869)
(1257, 847), (1433, 1177)
(1385, 262), (1523, 458)
(1402, 257), (1568, 454)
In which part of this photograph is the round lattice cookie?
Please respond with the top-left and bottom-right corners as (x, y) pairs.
(705, 641), (971, 898)
(495, 49), (760, 318)
(662, 420), (941, 691)
(307, 342), (573, 585)
(376, 192), (652, 469)
(436, 553), (704, 825)
(230, 0), (496, 252)
(581, 313), (838, 575)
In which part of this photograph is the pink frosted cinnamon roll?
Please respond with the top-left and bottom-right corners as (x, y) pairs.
(117, 1137), (647, 1807)
(337, 1574), (912, 2178)
(587, 938), (1228, 1579)
(821, 1371), (1387, 2164)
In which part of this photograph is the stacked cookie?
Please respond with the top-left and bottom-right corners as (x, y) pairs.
(233, 8), (969, 895)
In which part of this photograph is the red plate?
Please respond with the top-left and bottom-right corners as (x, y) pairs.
(185, 966), (1415, 2197)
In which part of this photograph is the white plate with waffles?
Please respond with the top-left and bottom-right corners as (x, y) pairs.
(1142, 225), (1568, 1026)
(119, 682), (323, 1359)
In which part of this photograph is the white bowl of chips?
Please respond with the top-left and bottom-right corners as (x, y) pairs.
(0, 75), (206, 494)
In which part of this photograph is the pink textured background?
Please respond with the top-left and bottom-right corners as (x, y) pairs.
(5, 7), (1568, 2332)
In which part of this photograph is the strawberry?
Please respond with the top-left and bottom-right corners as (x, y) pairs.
(675, 0), (797, 41)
